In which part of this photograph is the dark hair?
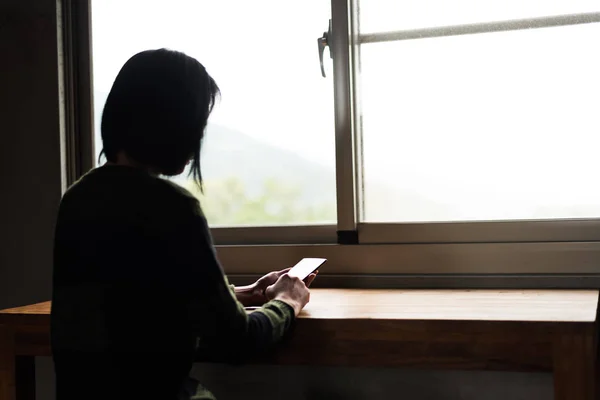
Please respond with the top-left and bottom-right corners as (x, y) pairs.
(100, 48), (219, 188)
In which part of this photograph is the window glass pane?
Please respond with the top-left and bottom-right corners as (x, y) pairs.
(91, 0), (335, 227)
(359, 0), (599, 33)
(360, 23), (600, 222)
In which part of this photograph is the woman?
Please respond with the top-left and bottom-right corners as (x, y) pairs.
(51, 49), (313, 400)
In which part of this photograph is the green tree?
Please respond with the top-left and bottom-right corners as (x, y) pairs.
(182, 177), (335, 226)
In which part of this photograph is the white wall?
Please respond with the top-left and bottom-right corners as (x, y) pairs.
(1, 2), (553, 399)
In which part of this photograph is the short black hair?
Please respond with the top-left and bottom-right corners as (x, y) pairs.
(100, 48), (220, 187)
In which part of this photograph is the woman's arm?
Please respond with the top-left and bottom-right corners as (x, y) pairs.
(168, 197), (296, 361)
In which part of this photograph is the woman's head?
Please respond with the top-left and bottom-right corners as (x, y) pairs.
(100, 48), (219, 186)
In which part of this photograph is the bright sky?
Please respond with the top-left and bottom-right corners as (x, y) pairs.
(91, 0), (335, 167)
(92, 1), (600, 222)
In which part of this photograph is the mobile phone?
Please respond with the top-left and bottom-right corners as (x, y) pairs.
(288, 258), (327, 281)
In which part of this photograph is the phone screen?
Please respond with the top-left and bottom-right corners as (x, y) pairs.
(288, 258), (327, 281)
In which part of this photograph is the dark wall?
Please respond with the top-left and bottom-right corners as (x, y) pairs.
(2, 2), (552, 399)
(0, 1), (61, 396)
(190, 364), (552, 400)
(0, 0), (61, 308)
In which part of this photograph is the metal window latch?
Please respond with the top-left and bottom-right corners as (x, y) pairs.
(318, 19), (333, 77)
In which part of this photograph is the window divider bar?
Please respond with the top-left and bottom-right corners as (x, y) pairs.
(331, 0), (358, 233)
(349, 0), (365, 226)
(359, 12), (600, 44)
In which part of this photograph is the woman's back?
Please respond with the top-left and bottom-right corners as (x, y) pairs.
(52, 166), (207, 398)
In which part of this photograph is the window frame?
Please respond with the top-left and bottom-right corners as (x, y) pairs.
(64, 0), (600, 286)
(59, 0), (95, 188)
(352, 7), (600, 247)
(211, 225), (337, 246)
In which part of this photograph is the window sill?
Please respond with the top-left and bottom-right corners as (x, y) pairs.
(228, 273), (600, 290)
(217, 242), (600, 281)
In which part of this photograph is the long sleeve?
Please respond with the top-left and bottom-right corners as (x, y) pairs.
(51, 167), (294, 399)
(168, 196), (295, 362)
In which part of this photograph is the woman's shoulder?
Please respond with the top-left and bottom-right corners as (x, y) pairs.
(154, 178), (204, 216)
(159, 179), (196, 202)
(61, 165), (203, 215)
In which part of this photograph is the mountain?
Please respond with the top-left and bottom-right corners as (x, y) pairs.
(93, 91), (334, 205)
(198, 124), (335, 203)
(93, 91), (447, 221)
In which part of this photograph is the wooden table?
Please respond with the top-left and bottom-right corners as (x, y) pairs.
(1, 289), (598, 400)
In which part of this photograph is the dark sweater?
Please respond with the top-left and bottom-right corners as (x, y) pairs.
(51, 165), (294, 400)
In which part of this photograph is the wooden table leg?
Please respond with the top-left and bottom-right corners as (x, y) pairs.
(553, 329), (597, 400)
(0, 325), (16, 400)
(16, 356), (35, 400)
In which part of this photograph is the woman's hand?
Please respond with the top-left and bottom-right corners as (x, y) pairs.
(235, 268), (318, 307)
(265, 273), (315, 316)
(235, 268), (290, 307)
(254, 268), (292, 301)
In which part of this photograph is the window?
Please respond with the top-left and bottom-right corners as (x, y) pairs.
(359, 1), (600, 223)
(81, 0), (600, 280)
(355, 1), (600, 245)
(91, 0), (336, 233)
